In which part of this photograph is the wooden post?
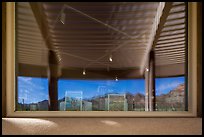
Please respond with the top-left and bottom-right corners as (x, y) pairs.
(48, 50), (59, 111)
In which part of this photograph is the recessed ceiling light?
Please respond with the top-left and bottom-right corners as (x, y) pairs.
(109, 54), (113, 62)
(83, 69), (86, 75)
(115, 76), (118, 81)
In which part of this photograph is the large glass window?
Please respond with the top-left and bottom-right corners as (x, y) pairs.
(14, 2), (188, 114)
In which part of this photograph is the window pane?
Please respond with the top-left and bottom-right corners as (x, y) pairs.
(58, 79), (145, 111)
(155, 76), (185, 111)
(154, 2), (187, 111)
(17, 76), (48, 111)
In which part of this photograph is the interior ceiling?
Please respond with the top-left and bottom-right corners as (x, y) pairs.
(16, 2), (48, 66)
(155, 2), (186, 66)
(16, 2), (186, 77)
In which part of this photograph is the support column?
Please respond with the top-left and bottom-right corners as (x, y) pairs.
(48, 50), (60, 111)
(149, 50), (156, 111)
(145, 58), (149, 111)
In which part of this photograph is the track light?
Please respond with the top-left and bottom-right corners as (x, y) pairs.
(83, 69), (86, 75)
(115, 76), (118, 81)
(60, 11), (66, 24)
(109, 54), (113, 62)
(145, 68), (149, 72)
(55, 51), (62, 62)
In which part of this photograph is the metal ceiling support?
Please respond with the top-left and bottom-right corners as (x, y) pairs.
(145, 50), (156, 111)
(145, 56), (149, 111)
(140, 2), (173, 75)
(148, 50), (156, 111)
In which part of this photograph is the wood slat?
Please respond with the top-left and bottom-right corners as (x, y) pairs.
(155, 51), (185, 56)
(157, 38), (185, 44)
(155, 44), (185, 50)
(156, 41), (185, 47)
(158, 35), (185, 41)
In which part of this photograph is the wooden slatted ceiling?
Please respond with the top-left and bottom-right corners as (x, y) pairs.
(16, 2), (186, 77)
(155, 2), (186, 66)
(16, 2), (48, 66)
(42, 2), (159, 69)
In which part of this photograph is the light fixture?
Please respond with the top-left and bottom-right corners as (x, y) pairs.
(145, 68), (149, 72)
(55, 51), (62, 62)
(60, 10), (66, 24)
(115, 76), (118, 81)
(59, 57), (62, 61)
(109, 54), (113, 62)
(83, 69), (86, 75)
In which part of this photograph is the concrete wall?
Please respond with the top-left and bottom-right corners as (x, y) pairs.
(2, 2), (6, 117)
(2, 118), (202, 135)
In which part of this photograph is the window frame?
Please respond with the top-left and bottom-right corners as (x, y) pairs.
(6, 2), (198, 117)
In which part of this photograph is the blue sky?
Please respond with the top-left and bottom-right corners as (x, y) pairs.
(155, 76), (185, 95)
(18, 76), (184, 104)
(58, 79), (145, 100)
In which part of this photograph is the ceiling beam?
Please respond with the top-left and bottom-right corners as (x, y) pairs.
(155, 51), (185, 56)
(156, 56), (184, 61)
(156, 54), (185, 58)
(157, 35), (184, 41)
(159, 32), (184, 37)
(29, 3), (53, 50)
(29, 3), (63, 65)
(156, 59), (185, 63)
(157, 38), (185, 44)
(155, 45), (185, 50)
(155, 49), (185, 54)
(163, 22), (185, 28)
(140, 2), (173, 75)
(29, 3), (62, 90)
(161, 27), (185, 33)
